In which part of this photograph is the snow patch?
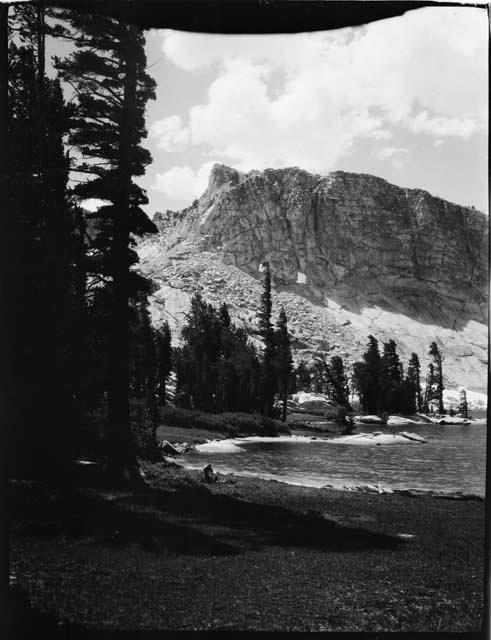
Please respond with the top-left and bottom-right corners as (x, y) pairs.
(296, 271), (306, 284)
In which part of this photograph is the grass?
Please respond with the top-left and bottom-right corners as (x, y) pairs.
(156, 424), (228, 444)
(7, 460), (485, 632)
(159, 406), (291, 438)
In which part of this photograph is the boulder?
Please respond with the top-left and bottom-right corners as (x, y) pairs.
(358, 415), (386, 424)
(399, 431), (427, 443)
(436, 416), (471, 425)
(158, 440), (180, 456)
(288, 392), (339, 417)
(172, 442), (196, 454)
(387, 415), (421, 426)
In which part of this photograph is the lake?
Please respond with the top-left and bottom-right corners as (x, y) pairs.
(179, 422), (487, 496)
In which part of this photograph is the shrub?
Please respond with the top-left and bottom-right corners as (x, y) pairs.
(159, 407), (290, 437)
(130, 398), (159, 459)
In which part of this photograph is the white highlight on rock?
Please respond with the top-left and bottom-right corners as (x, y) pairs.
(196, 440), (244, 453)
(330, 432), (426, 445)
(296, 271), (306, 284)
(196, 434), (317, 454)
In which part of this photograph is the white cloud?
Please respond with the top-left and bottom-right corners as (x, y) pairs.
(154, 6), (487, 184)
(406, 110), (477, 138)
(376, 146), (408, 160)
(150, 115), (190, 151)
(375, 146), (408, 169)
(153, 161), (218, 200)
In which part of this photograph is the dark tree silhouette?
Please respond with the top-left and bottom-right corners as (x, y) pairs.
(54, 11), (157, 479)
(429, 341), (445, 414)
(327, 355), (351, 409)
(258, 262), (276, 416)
(295, 360), (312, 392)
(381, 339), (403, 413)
(352, 335), (384, 414)
(6, 4), (82, 477)
(423, 362), (435, 413)
(174, 294), (262, 413)
(274, 308), (293, 422)
(155, 320), (172, 407)
(407, 352), (422, 412)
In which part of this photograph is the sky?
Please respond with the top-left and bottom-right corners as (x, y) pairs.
(136, 5), (488, 216)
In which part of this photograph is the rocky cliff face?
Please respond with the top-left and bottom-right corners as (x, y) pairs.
(139, 164), (488, 394)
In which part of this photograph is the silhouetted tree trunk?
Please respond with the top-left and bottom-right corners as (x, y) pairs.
(107, 22), (139, 480)
(259, 262), (276, 417)
(0, 0), (10, 607)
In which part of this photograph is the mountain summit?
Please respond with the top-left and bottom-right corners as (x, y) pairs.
(138, 164), (488, 393)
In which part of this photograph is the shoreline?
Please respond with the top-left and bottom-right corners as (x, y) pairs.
(166, 457), (485, 501)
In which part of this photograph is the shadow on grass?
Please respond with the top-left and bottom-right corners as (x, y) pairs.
(10, 479), (403, 557)
(7, 585), (85, 638)
(119, 485), (402, 553)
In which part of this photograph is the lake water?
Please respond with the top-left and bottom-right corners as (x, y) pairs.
(179, 423), (487, 496)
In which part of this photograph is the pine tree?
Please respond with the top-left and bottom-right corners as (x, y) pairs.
(155, 321), (172, 407)
(311, 356), (328, 395)
(176, 293), (221, 412)
(429, 341), (445, 414)
(295, 360), (312, 392)
(258, 262), (276, 416)
(274, 308), (293, 422)
(54, 11), (157, 479)
(175, 295), (262, 414)
(423, 362), (435, 413)
(458, 389), (468, 418)
(352, 335), (384, 414)
(6, 5), (81, 476)
(407, 352), (422, 412)
(327, 355), (351, 409)
(381, 339), (403, 413)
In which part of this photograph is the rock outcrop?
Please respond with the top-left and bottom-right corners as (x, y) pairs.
(138, 164), (488, 393)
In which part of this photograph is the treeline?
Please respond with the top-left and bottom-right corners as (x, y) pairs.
(173, 262), (293, 420)
(5, 4), (170, 480)
(293, 336), (446, 416)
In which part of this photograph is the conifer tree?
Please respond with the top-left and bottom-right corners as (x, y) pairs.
(176, 292), (221, 412)
(258, 262), (276, 416)
(7, 5), (81, 476)
(175, 295), (262, 413)
(429, 341), (445, 414)
(352, 335), (384, 414)
(381, 339), (403, 413)
(311, 356), (329, 395)
(458, 389), (468, 418)
(327, 355), (351, 409)
(295, 360), (312, 392)
(274, 308), (293, 422)
(155, 321), (172, 407)
(423, 362), (435, 412)
(407, 352), (422, 412)
(54, 11), (157, 478)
